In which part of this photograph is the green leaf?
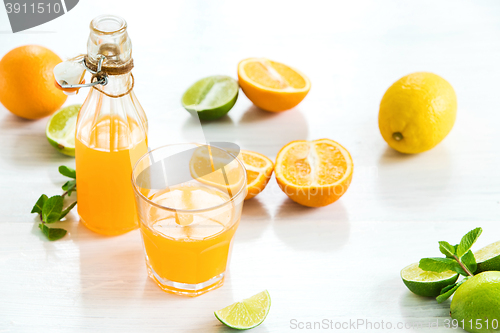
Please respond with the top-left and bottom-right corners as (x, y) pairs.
(439, 241), (456, 258)
(457, 227), (482, 258)
(60, 201), (77, 220)
(41, 195), (63, 223)
(419, 258), (467, 276)
(436, 277), (470, 303)
(59, 165), (76, 179)
(419, 257), (456, 272)
(450, 262), (468, 276)
(440, 283), (457, 295)
(62, 180), (77, 196)
(461, 250), (477, 274)
(436, 283), (459, 303)
(39, 223), (67, 241)
(31, 194), (48, 214)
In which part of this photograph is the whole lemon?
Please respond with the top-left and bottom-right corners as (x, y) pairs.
(450, 271), (500, 333)
(0, 45), (67, 120)
(378, 72), (457, 154)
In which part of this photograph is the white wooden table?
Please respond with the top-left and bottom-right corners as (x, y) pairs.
(1, 1), (500, 332)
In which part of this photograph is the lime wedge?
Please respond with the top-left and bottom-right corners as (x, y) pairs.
(401, 263), (459, 297)
(475, 240), (500, 273)
(182, 75), (239, 121)
(215, 290), (271, 330)
(46, 104), (80, 157)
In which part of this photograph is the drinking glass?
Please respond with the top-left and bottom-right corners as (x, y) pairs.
(132, 143), (247, 296)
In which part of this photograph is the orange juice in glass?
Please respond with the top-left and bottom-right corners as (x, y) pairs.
(132, 144), (246, 296)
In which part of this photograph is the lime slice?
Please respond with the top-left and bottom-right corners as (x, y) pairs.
(401, 263), (459, 297)
(46, 104), (80, 157)
(475, 241), (500, 273)
(182, 75), (239, 121)
(215, 290), (271, 330)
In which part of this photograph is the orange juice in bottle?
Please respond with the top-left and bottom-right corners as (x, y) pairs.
(75, 15), (148, 235)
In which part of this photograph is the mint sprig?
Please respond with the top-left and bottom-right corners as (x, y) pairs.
(31, 165), (77, 241)
(418, 227), (482, 303)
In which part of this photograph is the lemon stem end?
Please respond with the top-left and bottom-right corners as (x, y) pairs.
(392, 132), (403, 141)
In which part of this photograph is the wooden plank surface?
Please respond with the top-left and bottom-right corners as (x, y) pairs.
(1, 1), (500, 332)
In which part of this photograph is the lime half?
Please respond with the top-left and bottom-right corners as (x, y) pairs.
(46, 104), (80, 156)
(401, 263), (459, 297)
(215, 290), (271, 330)
(475, 241), (500, 273)
(182, 75), (239, 121)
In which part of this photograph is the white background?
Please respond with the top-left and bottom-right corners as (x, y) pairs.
(1, 1), (499, 332)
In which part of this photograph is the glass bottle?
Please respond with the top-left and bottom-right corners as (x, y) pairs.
(75, 15), (148, 235)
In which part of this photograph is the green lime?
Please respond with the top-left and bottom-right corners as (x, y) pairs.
(215, 290), (271, 330)
(475, 241), (500, 273)
(451, 271), (500, 333)
(182, 75), (239, 121)
(401, 262), (459, 297)
(46, 104), (80, 157)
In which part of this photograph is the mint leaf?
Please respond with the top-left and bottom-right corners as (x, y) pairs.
(60, 201), (77, 220)
(46, 228), (67, 241)
(450, 262), (468, 276)
(31, 194), (48, 214)
(439, 241), (456, 258)
(461, 250), (477, 274)
(419, 257), (456, 272)
(436, 277), (470, 303)
(59, 165), (76, 179)
(39, 223), (67, 241)
(436, 283), (459, 303)
(418, 258), (467, 276)
(41, 195), (63, 223)
(440, 283), (457, 294)
(457, 227), (482, 258)
(62, 180), (77, 196)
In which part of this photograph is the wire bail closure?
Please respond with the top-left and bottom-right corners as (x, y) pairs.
(58, 55), (108, 89)
(56, 53), (134, 98)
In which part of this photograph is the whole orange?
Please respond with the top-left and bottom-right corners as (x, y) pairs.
(0, 45), (67, 119)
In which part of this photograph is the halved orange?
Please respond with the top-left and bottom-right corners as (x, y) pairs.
(275, 139), (353, 207)
(238, 58), (311, 112)
(240, 150), (274, 200)
(189, 145), (246, 198)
